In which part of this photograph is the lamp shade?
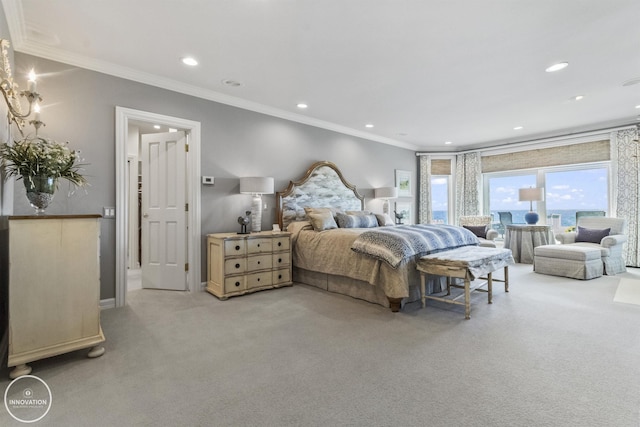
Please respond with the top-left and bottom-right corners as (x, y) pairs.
(518, 187), (544, 202)
(375, 187), (398, 199)
(240, 177), (274, 195)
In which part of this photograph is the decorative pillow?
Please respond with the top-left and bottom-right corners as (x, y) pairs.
(336, 212), (378, 228)
(307, 212), (338, 231)
(462, 225), (487, 239)
(576, 226), (610, 243)
(375, 213), (395, 226)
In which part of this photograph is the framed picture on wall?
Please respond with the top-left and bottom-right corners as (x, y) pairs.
(394, 202), (412, 225)
(395, 170), (412, 197)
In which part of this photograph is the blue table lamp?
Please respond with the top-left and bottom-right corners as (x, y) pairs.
(519, 187), (544, 224)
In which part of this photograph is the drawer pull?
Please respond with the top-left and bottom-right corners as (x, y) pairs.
(278, 274), (282, 279)
(278, 242), (282, 247)
(278, 258), (282, 263)
(257, 244), (261, 248)
(235, 281), (240, 287)
(235, 263), (240, 269)
(235, 245), (240, 251)
(257, 278), (261, 282)
(257, 261), (261, 265)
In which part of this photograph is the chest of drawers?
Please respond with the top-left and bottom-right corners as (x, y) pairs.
(206, 231), (292, 299)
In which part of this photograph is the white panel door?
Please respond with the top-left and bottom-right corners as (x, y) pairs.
(141, 131), (187, 290)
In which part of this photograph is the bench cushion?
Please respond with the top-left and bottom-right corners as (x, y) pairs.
(418, 246), (514, 279)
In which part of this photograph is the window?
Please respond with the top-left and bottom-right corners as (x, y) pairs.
(545, 167), (608, 229)
(486, 173), (536, 224)
(483, 163), (609, 229)
(431, 176), (449, 224)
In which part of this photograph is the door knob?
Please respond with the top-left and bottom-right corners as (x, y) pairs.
(143, 213), (149, 218)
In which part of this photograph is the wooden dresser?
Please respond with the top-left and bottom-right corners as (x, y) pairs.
(206, 231), (292, 299)
(6, 215), (105, 379)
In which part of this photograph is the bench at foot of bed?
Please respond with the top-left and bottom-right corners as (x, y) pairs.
(416, 246), (514, 319)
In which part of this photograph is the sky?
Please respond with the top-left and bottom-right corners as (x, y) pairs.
(489, 168), (608, 211)
(429, 167), (609, 212)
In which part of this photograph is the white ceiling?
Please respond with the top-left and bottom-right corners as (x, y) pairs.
(3, 0), (640, 151)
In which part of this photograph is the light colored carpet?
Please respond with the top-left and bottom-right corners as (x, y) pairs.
(614, 278), (640, 306)
(1, 264), (640, 426)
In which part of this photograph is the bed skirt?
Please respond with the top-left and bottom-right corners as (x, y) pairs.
(293, 267), (444, 309)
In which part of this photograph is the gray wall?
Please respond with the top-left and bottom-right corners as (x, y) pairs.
(13, 53), (417, 300)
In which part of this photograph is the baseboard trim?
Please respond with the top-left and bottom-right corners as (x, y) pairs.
(100, 298), (116, 310)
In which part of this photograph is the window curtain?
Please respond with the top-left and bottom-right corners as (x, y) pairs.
(455, 152), (481, 218)
(418, 155), (432, 224)
(611, 126), (640, 267)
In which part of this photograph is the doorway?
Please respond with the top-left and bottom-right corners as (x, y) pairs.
(115, 107), (202, 308)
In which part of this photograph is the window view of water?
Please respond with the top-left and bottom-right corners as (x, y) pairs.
(428, 166), (608, 228)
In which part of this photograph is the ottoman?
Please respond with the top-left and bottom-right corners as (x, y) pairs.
(533, 245), (603, 280)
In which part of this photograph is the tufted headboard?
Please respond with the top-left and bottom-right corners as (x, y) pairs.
(276, 161), (365, 231)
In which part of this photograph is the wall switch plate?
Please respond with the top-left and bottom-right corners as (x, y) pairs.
(103, 207), (115, 218)
(202, 176), (214, 185)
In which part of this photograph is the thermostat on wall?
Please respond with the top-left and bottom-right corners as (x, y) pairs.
(202, 176), (215, 185)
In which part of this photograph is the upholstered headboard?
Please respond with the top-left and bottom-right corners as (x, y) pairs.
(276, 161), (365, 230)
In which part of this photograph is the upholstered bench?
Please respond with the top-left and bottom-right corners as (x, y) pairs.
(533, 245), (603, 280)
(417, 246), (514, 319)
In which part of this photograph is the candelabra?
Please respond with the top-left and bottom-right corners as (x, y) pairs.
(0, 39), (45, 137)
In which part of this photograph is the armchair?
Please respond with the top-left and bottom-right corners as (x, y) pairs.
(555, 217), (627, 275)
(459, 215), (498, 248)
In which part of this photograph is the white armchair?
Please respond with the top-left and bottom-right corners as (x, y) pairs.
(555, 217), (627, 275)
(459, 215), (499, 248)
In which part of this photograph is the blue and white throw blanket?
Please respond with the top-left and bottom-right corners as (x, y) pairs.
(351, 224), (479, 268)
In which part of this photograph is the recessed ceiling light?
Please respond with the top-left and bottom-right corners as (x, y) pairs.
(222, 79), (241, 87)
(513, 126), (524, 130)
(635, 105), (640, 109)
(365, 124), (374, 128)
(545, 62), (568, 72)
(444, 141), (452, 145)
(296, 103), (308, 109)
(169, 128), (177, 133)
(573, 95), (584, 101)
(398, 132), (408, 137)
(153, 125), (161, 129)
(181, 57), (198, 66)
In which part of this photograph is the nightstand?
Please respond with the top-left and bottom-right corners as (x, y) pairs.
(206, 231), (293, 299)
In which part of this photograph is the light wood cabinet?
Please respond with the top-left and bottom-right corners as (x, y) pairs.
(6, 215), (105, 379)
(206, 231), (292, 299)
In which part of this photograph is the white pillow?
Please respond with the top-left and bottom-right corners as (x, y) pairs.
(308, 212), (338, 231)
(375, 213), (395, 226)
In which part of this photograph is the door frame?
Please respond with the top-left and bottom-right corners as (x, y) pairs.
(115, 106), (201, 307)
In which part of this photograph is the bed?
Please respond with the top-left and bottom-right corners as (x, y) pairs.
(276, 161), (480, 312)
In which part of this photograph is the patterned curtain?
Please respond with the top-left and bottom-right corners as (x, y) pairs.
(418, 155), (432, 224)
(611, 126), (640, 267)
(455, 152), (481, 219)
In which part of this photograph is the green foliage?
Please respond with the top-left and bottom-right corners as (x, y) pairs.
(0, 137), (87, 187)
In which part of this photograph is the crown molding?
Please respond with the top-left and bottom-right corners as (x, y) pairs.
(2, 0), (418, 152)
(20, 42), (418, 151)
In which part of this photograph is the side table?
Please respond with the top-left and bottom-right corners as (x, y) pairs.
(504, 224), (554, 264)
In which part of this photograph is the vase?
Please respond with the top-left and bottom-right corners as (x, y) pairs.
(23, 175), (56, 214)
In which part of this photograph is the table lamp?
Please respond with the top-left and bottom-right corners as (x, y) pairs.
(519, 187), (544, 224)
(240, 177), (274, 232)
(375, 187), (398, 215)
